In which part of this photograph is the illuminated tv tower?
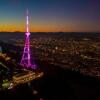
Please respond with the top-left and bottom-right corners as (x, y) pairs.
(20, 9), (37, 69)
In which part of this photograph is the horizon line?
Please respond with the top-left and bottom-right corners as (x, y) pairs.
(0, 31), (100, 33)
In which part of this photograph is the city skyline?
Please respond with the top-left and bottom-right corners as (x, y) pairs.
(0, 0), (100, 32)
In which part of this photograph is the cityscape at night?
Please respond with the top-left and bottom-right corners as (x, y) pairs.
(0, 0), (100, 100)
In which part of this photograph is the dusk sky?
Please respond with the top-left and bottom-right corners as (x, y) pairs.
(0, 0), (100, 32)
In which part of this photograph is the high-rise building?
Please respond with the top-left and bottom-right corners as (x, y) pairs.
(0, 46), (2, 53)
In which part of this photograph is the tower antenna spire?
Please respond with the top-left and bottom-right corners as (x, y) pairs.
(26, 9), (29, 33)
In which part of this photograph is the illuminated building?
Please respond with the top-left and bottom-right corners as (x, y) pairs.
(0, 46), (2, 53)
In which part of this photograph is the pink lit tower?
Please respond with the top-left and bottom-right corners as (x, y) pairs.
(20, 9), (37, 69)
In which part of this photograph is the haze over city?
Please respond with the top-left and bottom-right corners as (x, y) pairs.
(0, 0), (100, 32)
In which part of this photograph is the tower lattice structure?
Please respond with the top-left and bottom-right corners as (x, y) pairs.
(20, 10), (36, 69)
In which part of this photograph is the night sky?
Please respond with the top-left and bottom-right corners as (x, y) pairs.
(0, 0), (100, 32)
